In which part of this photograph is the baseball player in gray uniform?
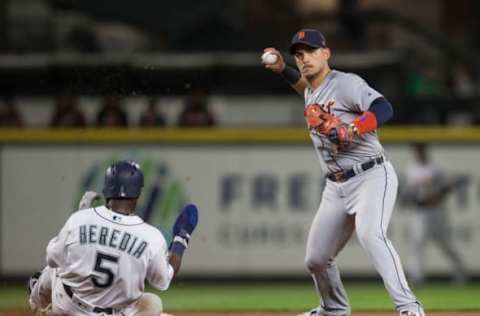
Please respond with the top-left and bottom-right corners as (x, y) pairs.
(403, 143), (468, 285)
(263, 29), (425, 316)
(28, 160), (198, 316)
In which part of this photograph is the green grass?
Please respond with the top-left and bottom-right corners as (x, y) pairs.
(0, 285), (29, 309)
(3, 281), (480, 311)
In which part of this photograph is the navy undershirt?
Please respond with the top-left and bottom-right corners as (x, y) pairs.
(369, 97), (393, 126)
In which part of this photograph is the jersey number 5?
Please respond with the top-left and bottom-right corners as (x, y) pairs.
(92, 252), (119, 288)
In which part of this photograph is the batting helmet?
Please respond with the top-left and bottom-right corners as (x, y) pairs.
(102, 160), (144, 199)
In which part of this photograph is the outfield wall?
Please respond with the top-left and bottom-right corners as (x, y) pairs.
(1, 128), (479, 277)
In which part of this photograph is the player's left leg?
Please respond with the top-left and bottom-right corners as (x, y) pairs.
(302, 180), (356, 316)
(348, 161), (424, 315)
(28, 266), (54, 313)
(406, 210), (428, 286)
(430, 209), (468, 284)
(122, 292), (173, 316)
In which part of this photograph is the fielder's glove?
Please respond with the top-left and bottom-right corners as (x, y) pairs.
(304, 103), (356, 150)
(78, 191), (101, 210)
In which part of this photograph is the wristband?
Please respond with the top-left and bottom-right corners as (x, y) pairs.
(170, 235), (188, 256)
(280, 66), (301, 85)
(352, 111), (377, 135)
(173, 235), (189, 247)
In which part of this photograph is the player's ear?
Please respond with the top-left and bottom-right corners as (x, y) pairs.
(322, 48), (331, 60)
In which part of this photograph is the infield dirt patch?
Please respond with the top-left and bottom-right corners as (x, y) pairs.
(2, 310), (479, 316)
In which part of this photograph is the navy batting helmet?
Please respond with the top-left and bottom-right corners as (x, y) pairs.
(102, 160), (144, 199)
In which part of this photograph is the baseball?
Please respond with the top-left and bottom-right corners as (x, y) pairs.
(261, 51), (278, 65)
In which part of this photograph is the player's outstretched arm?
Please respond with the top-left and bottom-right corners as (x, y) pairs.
(169, 204), (199, 276)
(78, 191), (101, 210)
(262, 47), (308, 96)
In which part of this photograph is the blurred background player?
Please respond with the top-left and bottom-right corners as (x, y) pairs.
(28, 160), (198, 316)
(403, 142), (469, 286)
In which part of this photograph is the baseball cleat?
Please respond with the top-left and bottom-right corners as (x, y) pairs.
(27, 271), (42, 295)
(297, 306), (326, 316)
(400, 312), (421, 316)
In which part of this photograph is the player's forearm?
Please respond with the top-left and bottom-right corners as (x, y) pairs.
(168, 253), (182, 277)
(291, 78), (308, 96)
(168, 232), (189, 277)
(280, 66), (306, 96)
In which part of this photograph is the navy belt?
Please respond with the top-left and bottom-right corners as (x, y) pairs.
(327, 157), (384, 182)
(63, 283), (113, 314)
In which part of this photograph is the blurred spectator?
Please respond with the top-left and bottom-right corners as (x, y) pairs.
(96, 95), (128, 127)
(177, 89), (215, 127)
(0, 96), (23, 128)
(402, 143), (468, 286)
(139, 97), (166, 127)
(449, 63), (478, 98)
(50, 95), (86, 128)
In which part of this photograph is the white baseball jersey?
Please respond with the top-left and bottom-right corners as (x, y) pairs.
(305, 70), (384, 173)
(46, 205), (173, 309)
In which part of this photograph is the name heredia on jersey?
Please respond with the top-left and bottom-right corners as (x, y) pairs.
(79, 225), (148, 259)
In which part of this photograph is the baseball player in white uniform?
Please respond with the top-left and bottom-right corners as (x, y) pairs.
(28, 160), (198, 316)
(263, 29), (425, 316)
(403, 143), (468, 285)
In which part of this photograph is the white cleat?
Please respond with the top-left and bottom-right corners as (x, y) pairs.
(297, 306), (325, 316)
(400, 312), (422, 316)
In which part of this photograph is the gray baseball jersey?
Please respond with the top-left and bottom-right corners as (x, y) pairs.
(404, 160), (467, 285)
(301, 70), (424, 316)
(304, 70), (384, 173)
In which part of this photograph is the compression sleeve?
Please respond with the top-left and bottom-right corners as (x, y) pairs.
(368, 97), (393, 125)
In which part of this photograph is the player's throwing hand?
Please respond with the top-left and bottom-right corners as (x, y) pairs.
(262, 48), (286, 73)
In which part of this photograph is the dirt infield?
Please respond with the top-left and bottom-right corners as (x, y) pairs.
(2, 310), (480, 316)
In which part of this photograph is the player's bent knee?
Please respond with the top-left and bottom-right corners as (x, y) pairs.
(305, 254), (330, 272)
(136, 293), (163, 316)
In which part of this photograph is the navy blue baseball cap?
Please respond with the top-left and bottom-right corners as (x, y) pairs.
(289, 29), (327, 54)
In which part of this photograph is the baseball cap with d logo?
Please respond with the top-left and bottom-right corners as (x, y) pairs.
(289, 29), (327, 54)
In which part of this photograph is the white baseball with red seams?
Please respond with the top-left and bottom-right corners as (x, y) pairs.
(261, 51), (278, 65)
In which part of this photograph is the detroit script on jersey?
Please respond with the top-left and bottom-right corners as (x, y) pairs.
(304, 70), (385, 173)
